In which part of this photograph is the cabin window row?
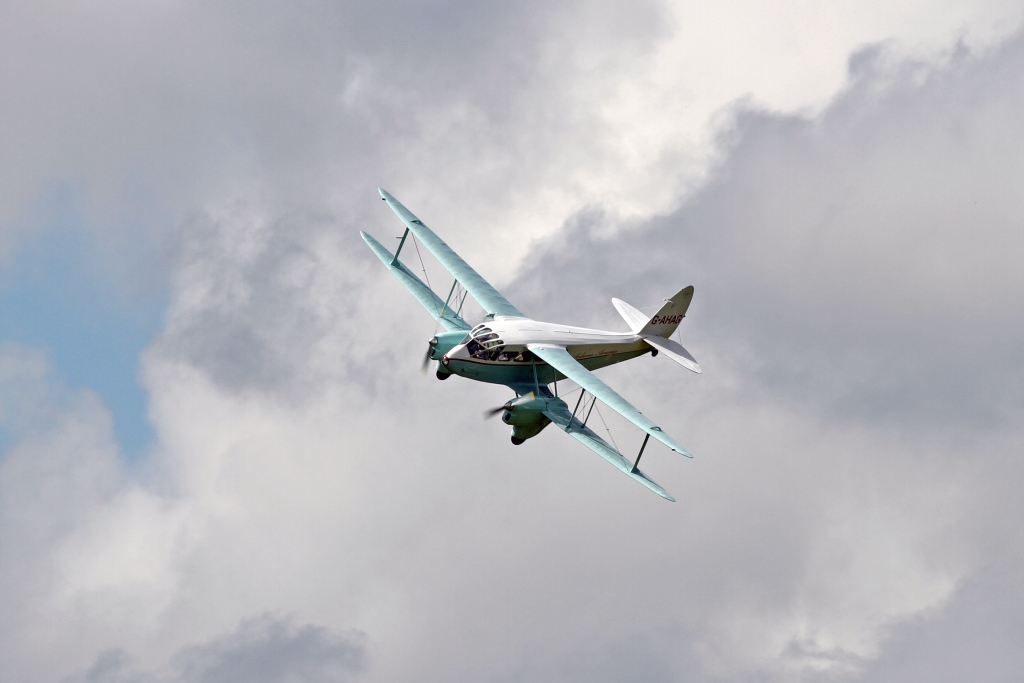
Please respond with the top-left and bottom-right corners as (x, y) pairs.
(465, 325), (534, 362)
(465, 340), (534, 363)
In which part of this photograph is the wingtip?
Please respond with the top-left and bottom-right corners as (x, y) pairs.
(378, 187), (392, 200)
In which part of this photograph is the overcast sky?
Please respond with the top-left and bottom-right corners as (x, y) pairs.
(2, 2), (1024, 682)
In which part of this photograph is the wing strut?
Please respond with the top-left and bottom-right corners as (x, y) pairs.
(392, 228), (410, 265)
(568, 390), (586, 430)
(632, 434), (651, 473)
(442, 279), (458, 311)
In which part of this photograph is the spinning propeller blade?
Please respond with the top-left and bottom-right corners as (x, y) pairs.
(420, 335), (439, 374)
(483, 392), (536, 420)
(482, 404), (507, 420)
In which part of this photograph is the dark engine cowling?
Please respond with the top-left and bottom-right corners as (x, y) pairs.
(501, 395), (561, 444)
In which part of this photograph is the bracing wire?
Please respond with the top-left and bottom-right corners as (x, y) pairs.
(411, 234), (433, 293)
(407, 233), (441, 338)
(593, 403), (620, 452)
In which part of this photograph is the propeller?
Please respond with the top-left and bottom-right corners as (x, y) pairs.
(482, 392), (536, 420)
(420, 335), (438, 373)
(482, 403), (509, 420)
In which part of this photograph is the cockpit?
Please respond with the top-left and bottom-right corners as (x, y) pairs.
(463, 324), (533, 363)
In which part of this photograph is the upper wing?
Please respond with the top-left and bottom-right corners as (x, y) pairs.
(361, 230), (471, 332)
(543, 401), (675, 501)
(379, 189), (525, 318)
(528, 345), (693, 458)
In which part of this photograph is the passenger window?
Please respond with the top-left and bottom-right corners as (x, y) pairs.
(468, 325), (506, 360)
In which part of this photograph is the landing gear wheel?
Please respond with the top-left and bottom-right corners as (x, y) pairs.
(436, 369), (451, 380)
(510, 436), (525, 445)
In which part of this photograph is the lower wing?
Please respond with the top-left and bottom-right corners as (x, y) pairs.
(543, 402), (675, 501)
(528, 344), (693, 458)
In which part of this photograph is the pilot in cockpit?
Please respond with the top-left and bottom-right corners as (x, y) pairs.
(470, 341), (490, 360)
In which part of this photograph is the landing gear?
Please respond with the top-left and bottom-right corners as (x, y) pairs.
(436, 369), (451, 380)
(511, 436), (525, 445)
(650, 348), (659, 357)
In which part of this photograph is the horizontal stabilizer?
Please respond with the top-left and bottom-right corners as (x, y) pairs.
(643, 335), (701, 374)
(612, 297), (648, 333)
(360, 231), (471, 332)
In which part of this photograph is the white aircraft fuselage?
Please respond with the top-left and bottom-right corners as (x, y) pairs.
(436, 317), (652, 388)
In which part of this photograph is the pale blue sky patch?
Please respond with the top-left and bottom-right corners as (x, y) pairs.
(0, 187), (168, 459)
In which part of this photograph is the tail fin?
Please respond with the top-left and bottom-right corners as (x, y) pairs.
(640, 286), (693, 337)
(613, 286), (694, 338)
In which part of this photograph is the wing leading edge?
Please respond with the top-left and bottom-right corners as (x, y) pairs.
(543, 401), (675, 501)
(378, 189), (525, 318)
(528, 345), (693, 458)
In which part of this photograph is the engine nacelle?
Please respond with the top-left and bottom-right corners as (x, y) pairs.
(501, 395), (561, 444)
(500, 397), (547, 425)
(509, 423), (547, 444)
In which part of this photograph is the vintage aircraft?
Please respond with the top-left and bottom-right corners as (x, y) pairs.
(361, 189), (701, 501)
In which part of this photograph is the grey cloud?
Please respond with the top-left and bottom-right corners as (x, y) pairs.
(0, 0), (667, 281)
(157, 208), (347, 398)
(517, 32), (1024, 432)
(64, 615), (364, 683)
(140, 28), (1024, 683)
(174, 614), (364, 683)
(496, 27), (1024, 683)
(70, 650), (153, 683)
(847, 567), (1024, 682)
(20, 0), (672, 400)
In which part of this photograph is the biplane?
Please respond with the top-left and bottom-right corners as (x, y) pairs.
(361, 189), (701, 501)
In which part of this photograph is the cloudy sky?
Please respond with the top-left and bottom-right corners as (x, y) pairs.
(2, 1), (1024, 681)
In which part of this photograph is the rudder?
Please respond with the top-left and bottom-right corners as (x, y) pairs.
(638, 286), (693, 338)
